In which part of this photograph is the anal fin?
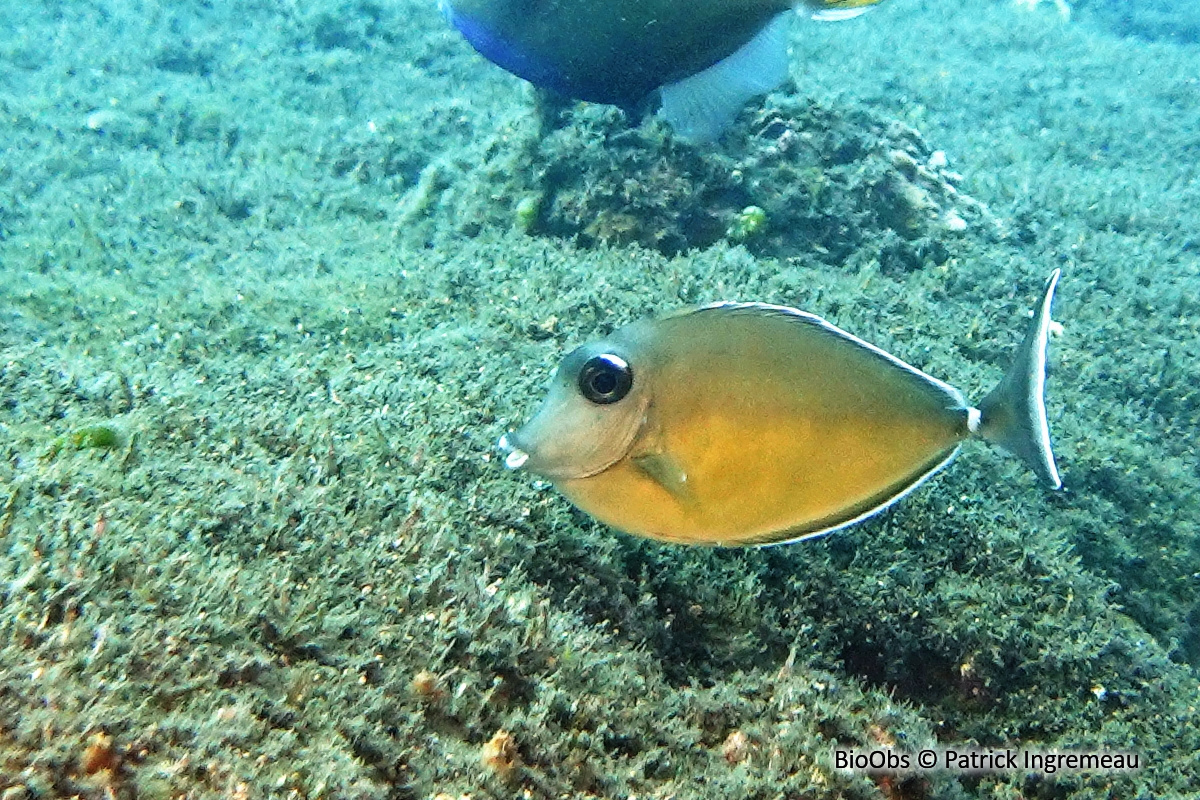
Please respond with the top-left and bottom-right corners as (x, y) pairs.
(658, 12), (791, 142)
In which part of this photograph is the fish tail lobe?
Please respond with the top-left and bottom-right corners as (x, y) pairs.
(974, 269), (1063, 489)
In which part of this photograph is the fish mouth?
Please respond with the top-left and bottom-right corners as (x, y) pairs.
(497, 433), (530, 470)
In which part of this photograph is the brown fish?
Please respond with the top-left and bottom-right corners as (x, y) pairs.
(500, 271), (1062, 546)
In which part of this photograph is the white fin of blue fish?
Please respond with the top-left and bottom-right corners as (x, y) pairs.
(658, 12), (792, 142)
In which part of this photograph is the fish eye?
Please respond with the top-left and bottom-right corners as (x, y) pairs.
(577, 354), (633, 405)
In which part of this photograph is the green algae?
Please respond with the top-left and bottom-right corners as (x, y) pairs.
(67, 424), (121, 450)
(726, 205), (768, 243)
(513, 194), (543, 234)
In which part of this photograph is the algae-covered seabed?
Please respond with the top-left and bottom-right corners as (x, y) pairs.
(2, 0), (1199, 797)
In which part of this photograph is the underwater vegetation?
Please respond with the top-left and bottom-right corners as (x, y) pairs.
(404, 94), (989, 271)
(1, 0), (1199, 797)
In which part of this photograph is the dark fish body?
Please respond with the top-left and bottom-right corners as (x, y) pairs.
(440, 0), (883, 139)
(442, 0), (790, 108)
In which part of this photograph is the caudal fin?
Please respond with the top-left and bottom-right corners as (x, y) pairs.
(976, 270), (1062, 489)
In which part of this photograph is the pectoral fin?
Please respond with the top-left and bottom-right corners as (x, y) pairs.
(633, 452), (695, 505)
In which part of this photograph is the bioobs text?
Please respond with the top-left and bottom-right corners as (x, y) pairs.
(834, 749), (910, 771)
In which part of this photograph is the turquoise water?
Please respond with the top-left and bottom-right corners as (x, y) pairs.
(1, 0), (1197, 797)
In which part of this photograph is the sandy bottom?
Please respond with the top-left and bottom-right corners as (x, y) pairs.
(1, 0), (1197, 797)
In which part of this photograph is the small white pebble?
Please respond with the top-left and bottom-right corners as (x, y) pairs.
(943, 212), (968, 232)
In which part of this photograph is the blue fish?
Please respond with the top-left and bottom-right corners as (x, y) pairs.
(440, 0), (884, 141)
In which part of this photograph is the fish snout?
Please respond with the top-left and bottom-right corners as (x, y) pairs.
(497, 432), (530, 470)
